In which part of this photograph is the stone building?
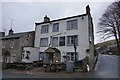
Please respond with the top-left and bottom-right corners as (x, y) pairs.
(2, 29), (35, 63)
(0, 32), (5, 69)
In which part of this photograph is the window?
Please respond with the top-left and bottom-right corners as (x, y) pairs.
(40, 38), (48, 47)
(67, 35), (78, 46)
(59, 36), (65, 46)
(52, 37), (58, 47)
(41, 25), (49, 34)
(71, 53), (74, 61)
(67, 52), (74, 62)
(53, 23), (59, 32)
(22, 50), (25, 53)
(10, 40), (14, 48)
(26, 39), (29, 41)
(26, 51), (30, 54)
(22, 54), (25, 59)
(67, 20), (78, 30)
(2, 41), (5, 48)
(39, 52), (44, 60)
(67, 53), (70, 61)
(26, 54), (29, 59)
(67, 52), (78, 62)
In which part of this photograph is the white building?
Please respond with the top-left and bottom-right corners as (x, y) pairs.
(34, 5), (95, 71)
(22, 47), (39, 63)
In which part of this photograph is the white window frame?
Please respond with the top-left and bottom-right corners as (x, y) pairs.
(67, 52), (78, 62)
(52, 37), (58, 47)
(10, 40), (14, 48)
(67, 19), (78, 30)
(41, 25), (49, 34)
(67, 35), (78, 46)
(53, 23), (59, 32)
(59, 36), (65, 46)
(26, 53), (30, 59)
(67, 52), (75, 62)
(40, 38), (48, 47)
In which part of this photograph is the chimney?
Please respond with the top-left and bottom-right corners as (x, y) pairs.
(44, 15), (50, 22)
(9, 28), (14, 35)
(86, 5), (90, 14)
(0, 32), (5, 37)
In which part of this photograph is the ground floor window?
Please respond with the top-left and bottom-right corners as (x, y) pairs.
(26, 54), (29, 59)
(22, 50), (30, 60)
(67, 52), (78, 62)
(39, 52), (44, 60)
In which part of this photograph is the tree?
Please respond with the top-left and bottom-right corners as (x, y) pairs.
(98, 1), (120, 54)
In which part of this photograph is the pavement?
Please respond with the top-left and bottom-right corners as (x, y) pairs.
(2, 54), (120, 78)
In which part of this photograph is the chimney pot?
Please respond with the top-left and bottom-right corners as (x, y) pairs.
(86, 5), (90, 14)
(44, 15), (50, 22)
(9, 28), (14, 35)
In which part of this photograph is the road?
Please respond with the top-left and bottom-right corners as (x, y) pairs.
(2, 54), (119, 79)
(85, 54), (119, 78)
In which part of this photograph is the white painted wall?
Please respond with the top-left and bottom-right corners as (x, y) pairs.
(34, 15), (90, 62)
(22, 47), (39, 63)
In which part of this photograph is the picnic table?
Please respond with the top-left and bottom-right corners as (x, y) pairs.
(43, 62), (66, 72)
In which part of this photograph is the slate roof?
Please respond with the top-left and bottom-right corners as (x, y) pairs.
(45, 47), (60, 53)
(2, 31), (34, 40)
(35, 14), (87, 25)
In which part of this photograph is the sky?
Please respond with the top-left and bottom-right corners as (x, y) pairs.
(0, 0), (116, 44)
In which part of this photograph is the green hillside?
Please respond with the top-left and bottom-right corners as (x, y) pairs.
(95, 39), (117, 47)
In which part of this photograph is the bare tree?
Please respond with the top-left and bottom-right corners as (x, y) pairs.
(98, 1), (120, 54)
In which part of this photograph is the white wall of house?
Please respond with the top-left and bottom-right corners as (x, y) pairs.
(22, 47), (39, 63)
(34, 15), (91, 62)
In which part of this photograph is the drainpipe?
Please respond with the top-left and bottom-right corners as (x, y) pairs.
(74, 35), (77, 63)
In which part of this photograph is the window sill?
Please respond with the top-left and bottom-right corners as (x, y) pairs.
(41, 33), (49, 34)
(67, 44), (78, 46)
(67, 28), (78, 30)
(40, 46), (48, 47)
(52, 31), (59, 32)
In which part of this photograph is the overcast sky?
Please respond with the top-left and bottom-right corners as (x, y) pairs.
(0, 1), (115, 43)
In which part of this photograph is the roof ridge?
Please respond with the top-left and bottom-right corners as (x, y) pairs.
(35, 14), (87, 25)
